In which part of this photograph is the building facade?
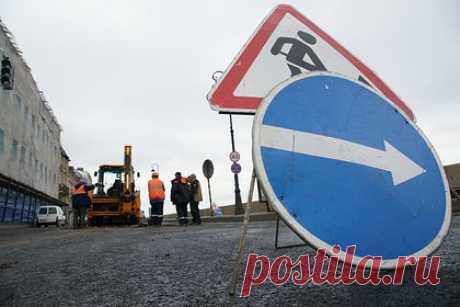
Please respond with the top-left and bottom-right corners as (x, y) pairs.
(0, 18), (64, 223)
(58, 147), (71, 204)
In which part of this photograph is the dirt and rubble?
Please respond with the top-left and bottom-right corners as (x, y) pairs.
(0, 217), (459, 307)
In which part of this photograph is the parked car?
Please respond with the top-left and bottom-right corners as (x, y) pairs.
(36, 206), (66, 227)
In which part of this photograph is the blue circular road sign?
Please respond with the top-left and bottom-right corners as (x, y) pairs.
(231, 162), (242, 174)
(253, 72), (451, 268)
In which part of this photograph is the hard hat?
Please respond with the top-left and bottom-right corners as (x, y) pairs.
(188, 174), (196, 181)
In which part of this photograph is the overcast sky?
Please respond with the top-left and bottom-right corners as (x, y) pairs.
(1, 0), (459, 214)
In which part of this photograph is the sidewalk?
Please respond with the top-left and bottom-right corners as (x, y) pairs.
(0, 223), (32, 230)
(162, 211), (277, 226)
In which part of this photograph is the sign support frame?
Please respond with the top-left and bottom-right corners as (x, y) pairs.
(229, 169), (256, 296)
(274, 215), (309, 250)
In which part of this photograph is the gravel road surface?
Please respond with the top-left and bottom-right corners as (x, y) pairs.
(0, 217), (459, 306)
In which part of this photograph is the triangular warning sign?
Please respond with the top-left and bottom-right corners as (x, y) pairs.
(207, 4), (415, 121)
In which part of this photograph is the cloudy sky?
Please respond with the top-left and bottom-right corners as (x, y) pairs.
(1, 0), (459, 214)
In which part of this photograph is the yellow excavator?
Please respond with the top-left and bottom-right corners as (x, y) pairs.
(88, 145), (141, 225)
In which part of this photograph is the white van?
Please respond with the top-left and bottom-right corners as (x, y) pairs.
(37, 206), (66, 227)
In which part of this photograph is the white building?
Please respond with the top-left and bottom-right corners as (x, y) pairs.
(0, 18), (61, 198)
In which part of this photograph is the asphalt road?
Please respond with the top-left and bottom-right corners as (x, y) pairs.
(0, 217), (459, 307)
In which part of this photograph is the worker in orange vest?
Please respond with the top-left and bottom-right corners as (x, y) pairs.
(71, 179), (95, 228)
(148, 171), (166, 226)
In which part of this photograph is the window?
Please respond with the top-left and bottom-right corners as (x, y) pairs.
(0, 128), (4, 157)
(20, 145), (26, 163)
(48, 207), (57, 214)
(11, 139), (18, 160)
(24, 105), (29, 121)
(15, 94), (22, 113)
(39, 207), (47, 215)
(32, 115), (35, 129)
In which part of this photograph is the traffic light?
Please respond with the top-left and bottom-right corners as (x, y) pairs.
(1, 56), (14, 90)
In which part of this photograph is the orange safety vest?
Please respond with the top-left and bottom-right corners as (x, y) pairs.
(148, 179), (165, 201)
(71, 184), (86, 195)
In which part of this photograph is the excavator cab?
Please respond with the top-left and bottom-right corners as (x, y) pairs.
(95, 166), (124, 196)
(88, 145), (141, 225)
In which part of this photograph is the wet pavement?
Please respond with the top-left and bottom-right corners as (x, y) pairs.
(0, 217), (459, 306)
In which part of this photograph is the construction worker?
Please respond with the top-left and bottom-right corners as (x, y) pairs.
(71, 179), (95, 228)
(171, 172), (190, 226)
(148, 171), (166, 226)
(188, 174), (202, 225)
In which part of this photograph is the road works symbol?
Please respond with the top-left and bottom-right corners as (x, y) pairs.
(208, 4), (414, 121)
(252, 72), (451, 269)
(270, 30), (326, 76)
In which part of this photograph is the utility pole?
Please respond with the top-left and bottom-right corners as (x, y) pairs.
(229, 115), (244, 215)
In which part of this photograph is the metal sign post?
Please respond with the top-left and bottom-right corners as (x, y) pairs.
(207, 179), (212, 216)
(229, 115), (244, 215)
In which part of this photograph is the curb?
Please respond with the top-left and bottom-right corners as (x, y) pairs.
(162, 212), (277, 225)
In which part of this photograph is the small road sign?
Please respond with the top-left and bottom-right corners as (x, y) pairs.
(202, 159), (214, 179)
(229, 151), (241, 162)
(231, 162), (242, 174)
(202, 159), (215, 215)
(253, 72), (450, 268)
(207, 4), (414, 121)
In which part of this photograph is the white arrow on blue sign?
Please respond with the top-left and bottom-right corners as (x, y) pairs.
(253, 72), (451, 268)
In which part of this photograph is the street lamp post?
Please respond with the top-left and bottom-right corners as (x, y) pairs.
(229, 115), (244, 215)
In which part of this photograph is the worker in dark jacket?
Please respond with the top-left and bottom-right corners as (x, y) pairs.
(170, 172), (190, 226)
(71, 179), (96, 228)
(188, 174), (203, 225)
